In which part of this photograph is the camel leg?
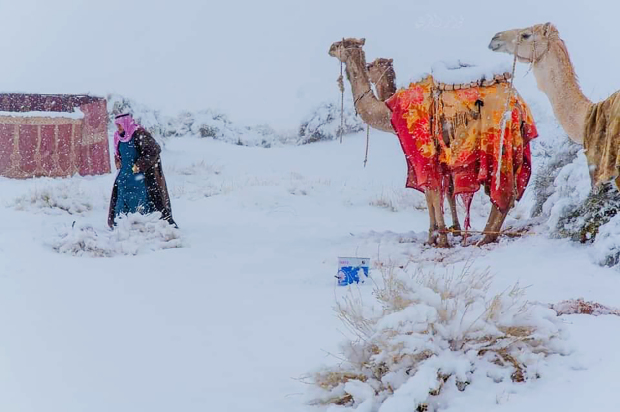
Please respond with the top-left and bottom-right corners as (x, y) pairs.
(477, 204), (509, 246)
(433, 189), (450, 248)
(447, 178), (461, 232)
(425, 189), (438, 246)
(426, 188), (450, 248)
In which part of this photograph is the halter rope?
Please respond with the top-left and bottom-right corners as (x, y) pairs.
(494, 36), (521, 191)
(338, 38), (345, 144)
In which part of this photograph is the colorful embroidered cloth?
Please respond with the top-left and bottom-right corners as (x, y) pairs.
(385, 76), (538, 214)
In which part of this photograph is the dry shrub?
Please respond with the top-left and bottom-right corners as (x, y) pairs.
(49, 213), (182, 257)
(12, 181), (98, 215)
(550, 298), (620, 316)
(306, 263), (568, 411)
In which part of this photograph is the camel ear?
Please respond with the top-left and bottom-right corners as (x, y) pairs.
(543, 22), (552, 35)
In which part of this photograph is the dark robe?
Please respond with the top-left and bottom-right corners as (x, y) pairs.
(108, 129), (176, 228)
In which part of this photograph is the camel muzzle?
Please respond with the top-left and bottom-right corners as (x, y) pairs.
(488, 40), (503, 51)
(488, 33), (505, 51)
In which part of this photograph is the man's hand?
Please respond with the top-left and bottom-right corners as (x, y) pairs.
(132, 164), (139, 174)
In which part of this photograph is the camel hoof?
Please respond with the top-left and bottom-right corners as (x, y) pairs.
(425, 228), (439, 246)
(436, 235), (451, 248)
(476, 235), (498, 247)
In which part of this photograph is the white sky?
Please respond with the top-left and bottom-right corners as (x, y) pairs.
(0, 0), (617, 128)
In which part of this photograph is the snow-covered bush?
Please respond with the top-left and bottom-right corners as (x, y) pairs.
(12, 180), (101, 215)
(166, 110), (243, 142)
(107, 93), (167, 137)
(556, 182), (620, 244)
(307, 264), (568, 411)
(532, 136), (620, 265)
(539, 152), (592, 233)
(589, 213), (620, 268)
(108, 93), (367, 147)
(107, 94), (297, 147)
(531, 139), (581, 218)
(528, 121), (620, 266)
(49, 213), (182, 257)
(298, 99), (365, 144)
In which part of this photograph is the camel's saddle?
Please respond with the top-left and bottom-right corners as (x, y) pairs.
(429, 60), (511, 91)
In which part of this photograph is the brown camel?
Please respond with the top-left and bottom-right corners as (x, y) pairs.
(367, 56), (462, 235)
(329, 38), (532, 247)
(489, 23), (620, 188)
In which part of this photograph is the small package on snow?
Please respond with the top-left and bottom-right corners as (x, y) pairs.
(337, 257), (370, 286)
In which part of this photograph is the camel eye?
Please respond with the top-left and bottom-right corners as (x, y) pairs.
(521, 33), (531, 40)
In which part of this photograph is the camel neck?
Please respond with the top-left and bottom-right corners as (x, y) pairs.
(533, 41), (592, 144)
(344, 49), (373, 102)
(339, 48), (394, 133)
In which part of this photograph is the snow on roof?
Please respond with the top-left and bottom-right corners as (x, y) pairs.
(0, 108), (84, 120)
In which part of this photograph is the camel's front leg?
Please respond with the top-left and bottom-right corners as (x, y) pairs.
(447, 178), (461, 232)
(425, 188), (449, 248)
(477, 204), (509, 246)
(424, 189), (438, 246)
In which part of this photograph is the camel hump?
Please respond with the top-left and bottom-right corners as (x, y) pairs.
(337, 37), (365, 47)
(367, 57), (393, 68)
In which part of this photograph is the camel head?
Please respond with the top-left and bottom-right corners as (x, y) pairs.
(328, 38), (365, 62)
(366, 58), (394, 84)
(488, 22), (559, 63)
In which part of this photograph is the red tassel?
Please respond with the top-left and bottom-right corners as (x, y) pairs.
(458, 193), (474, 231)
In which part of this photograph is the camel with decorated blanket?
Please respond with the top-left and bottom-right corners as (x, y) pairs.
(329, 38), (538, 247)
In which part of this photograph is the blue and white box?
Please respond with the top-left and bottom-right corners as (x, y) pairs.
(337, 257), (370, 286)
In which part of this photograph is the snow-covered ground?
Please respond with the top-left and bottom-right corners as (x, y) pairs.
(1, 119), (620, 410)
(0, 0), (620, 406)
(2, 1), (620, 407)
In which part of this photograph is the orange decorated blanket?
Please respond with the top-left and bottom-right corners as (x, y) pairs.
(385, 76), (538, 213)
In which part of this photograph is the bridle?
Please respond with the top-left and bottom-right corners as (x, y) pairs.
(518, 23), (555, 66)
